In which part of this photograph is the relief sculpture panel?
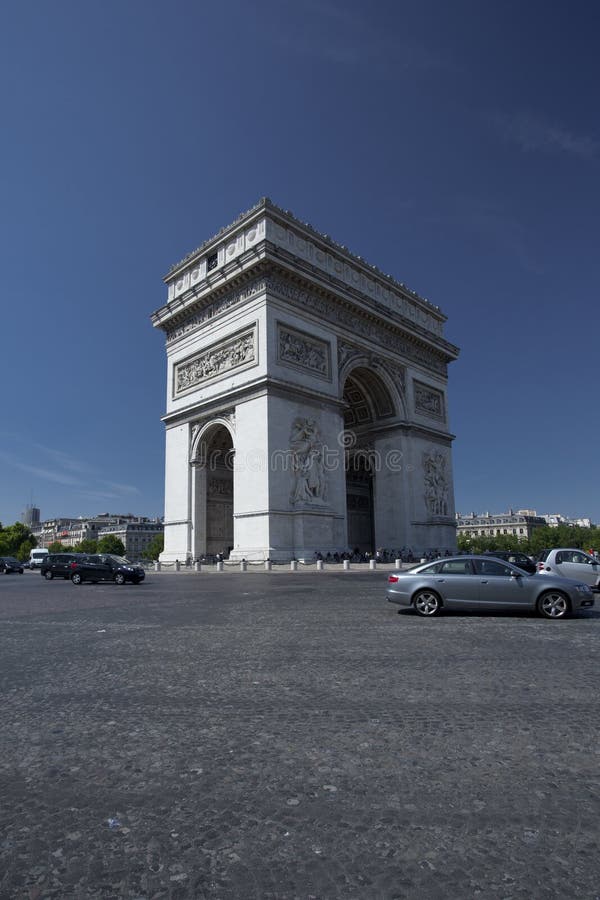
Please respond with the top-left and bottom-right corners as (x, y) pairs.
(414, 381), (445, 420)
(174, 326), (256, 397)
(277, 324), (330, 380)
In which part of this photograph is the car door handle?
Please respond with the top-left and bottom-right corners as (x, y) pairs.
(480, 580), (489, 584)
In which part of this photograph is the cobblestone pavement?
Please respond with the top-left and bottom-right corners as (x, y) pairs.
(0, 571), (599, 900)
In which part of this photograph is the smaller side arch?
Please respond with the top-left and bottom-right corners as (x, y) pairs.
(191, 416), (236, 466)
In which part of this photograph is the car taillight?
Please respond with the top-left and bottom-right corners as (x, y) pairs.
(388, 575), (399, 583)
(70, 562), (77, 569)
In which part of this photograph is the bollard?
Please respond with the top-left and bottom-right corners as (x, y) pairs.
(316, 559), (324, 571)
(154, 561), (161, 572)
(216, 561), (224, 572)
(175, 560), (180, 572)
(343, 559), (350, 571)
(290, 560), (298, 572)
(420, 558), (427, 564)
(194, 561), (201, 572)
(395, 559), (401, 569)
(369, 559), (376, 570)
(240, 560), (247, 572)
(264, 560), (272, 571)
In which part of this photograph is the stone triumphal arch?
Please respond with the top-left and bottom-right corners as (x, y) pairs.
(152, 199), (459, 562)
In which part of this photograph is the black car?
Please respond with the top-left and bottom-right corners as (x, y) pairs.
(41, 553), (85, 580)
(0, 557), (24, 574)
(482, 550), (537, 574)
(69, 554), (145, 585)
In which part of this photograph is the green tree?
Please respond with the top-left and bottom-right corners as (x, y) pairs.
(142, 534), (164, 561)
(48, 541), (67, 553)
(0, 522), (36, 557)
(73, 539), (98, 554)
(97, 535), (126, 556)
(17, 539), (34, 562)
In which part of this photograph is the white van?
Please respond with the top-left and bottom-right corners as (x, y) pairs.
(29, 548), (49, 569)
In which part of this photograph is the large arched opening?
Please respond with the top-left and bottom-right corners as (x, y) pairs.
(342, 367), (397, 555)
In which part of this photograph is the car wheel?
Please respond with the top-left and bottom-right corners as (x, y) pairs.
(538, 591), (569, 619)
(71, 572), (82, 585)
(114, 573), (126, 585)
(44, 571), (54, 580)
(413, 589), (442, 617)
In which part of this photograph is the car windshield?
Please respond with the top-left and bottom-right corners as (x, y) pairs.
(107, 555), (132, 565)
(4, 558), (20, 564)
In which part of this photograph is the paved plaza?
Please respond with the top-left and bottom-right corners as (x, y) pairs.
(0, 570), (599, 899)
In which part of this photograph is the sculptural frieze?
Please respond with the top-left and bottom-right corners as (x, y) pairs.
(174, 328), (256, 396)
(414, 382), (445, 420)
(278, 325), (330, 379)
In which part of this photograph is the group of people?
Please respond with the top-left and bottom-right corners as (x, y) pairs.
(312, 548), (450, 564)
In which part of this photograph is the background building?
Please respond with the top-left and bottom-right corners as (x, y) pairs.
(541, 513), (593, 529)
(31, 514), (163, 556)
(21, 505), (40, 527)
(97, 520), (164, 558)
(456, 509), (547, 541)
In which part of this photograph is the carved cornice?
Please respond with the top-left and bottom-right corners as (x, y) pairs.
(161, 200), (456, 350)
(270, 276), (448, 375)
(164, 277), (266, 344)
(165, 199), (443, 325)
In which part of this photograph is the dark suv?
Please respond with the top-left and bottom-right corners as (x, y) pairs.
(69, 555), (145, 585)
(482, 550), (537, 574)
(41, 553), (84, 580)
(0, 557), (24, 574)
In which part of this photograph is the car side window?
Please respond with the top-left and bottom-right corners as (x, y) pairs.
(474, 559), (513, 576)
(420, 561), (443, 574)
(440, 560), (472, 575)
(571, 552), (589, 564)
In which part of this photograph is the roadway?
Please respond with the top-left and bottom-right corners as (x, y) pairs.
(0, 570), (598, 899)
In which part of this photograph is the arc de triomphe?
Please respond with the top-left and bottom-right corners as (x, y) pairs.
(151, 199), (459, 562)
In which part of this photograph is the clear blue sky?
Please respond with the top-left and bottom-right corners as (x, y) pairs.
(1, 0), (598, 526)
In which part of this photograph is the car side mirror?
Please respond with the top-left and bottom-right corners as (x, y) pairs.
(510, 571), (521, 578)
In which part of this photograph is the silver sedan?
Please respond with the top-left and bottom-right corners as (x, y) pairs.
(387, 555), (595, 619)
